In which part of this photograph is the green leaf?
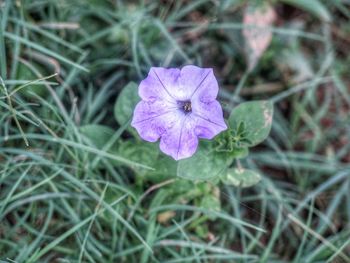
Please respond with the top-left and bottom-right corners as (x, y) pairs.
(199, 190), (220, 211)
(231, 147), (249, 159)
(280, 0), (331, 22)
(199, 193), (221, 220)
(229, 100), (273, 147)
(145, 155), (177, 183)
(214, 129), (249, 159)
(222, 168), (261, 188)
(177, 144), (227, 180)
(16, 63), (48, 98)
(117, 140), (159, 175)
(169, 179), (198, 197)
(80, 124), (115, 149)
(80, 125), (118, 167)
(114, 82), (140, 126)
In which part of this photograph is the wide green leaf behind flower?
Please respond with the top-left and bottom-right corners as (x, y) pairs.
(229, 100), (273, 147)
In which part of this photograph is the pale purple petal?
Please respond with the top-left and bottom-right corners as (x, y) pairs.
(138, 67), (180, 103)
(132, 65), (226, 161)
(159, 116), (198, 160)
(191, 100), (227, 139)
(131, 100), (178, 142)
(178, 65), (219, 102)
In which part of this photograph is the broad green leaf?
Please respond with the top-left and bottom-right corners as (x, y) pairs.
(80, 124), (115, 148)
(145, 155), (177, 183)
(222, 168), (261, 188)
(280, 0), (331, 22)
(229, 100), (273, 147)
(169, 179), (198, 197)
(170, 181), (219, 208)
(199, 192), (221, 220)
(117, 140), (159, 175)
(16, 63), (48, 97)
(231, 147), (249, 159)
(80, 125), (118, 167)
(114, 82), (139, 126)
(177, 144), (227, 180)
(199, 187), (220, 211)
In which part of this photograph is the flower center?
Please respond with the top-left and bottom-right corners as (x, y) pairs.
(178, 100), (192, 114)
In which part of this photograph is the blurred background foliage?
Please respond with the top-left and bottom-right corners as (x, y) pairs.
(0, 0), (350, 262)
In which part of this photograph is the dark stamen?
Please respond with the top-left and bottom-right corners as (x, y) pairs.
(178, 100), (192, 114)
(183, 101), (192, 112)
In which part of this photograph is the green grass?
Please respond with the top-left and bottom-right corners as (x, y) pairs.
(1, 0), (350, 262)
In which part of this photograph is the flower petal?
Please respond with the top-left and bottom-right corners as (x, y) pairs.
(178, 65), (219, 102)
(133, 65), (226, 161)
(138, 67), (180, 103)
(159, 116), (198, 160)
(191, 100), (227, 139)
(131, 100), (178, 142)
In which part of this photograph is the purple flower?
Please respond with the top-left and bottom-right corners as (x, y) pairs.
(131, 65), (227, 160)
